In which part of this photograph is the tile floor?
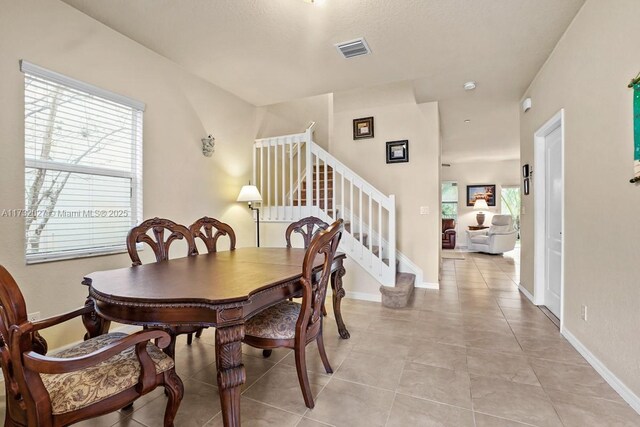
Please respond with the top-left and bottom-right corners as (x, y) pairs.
(3, 249), (640, 426)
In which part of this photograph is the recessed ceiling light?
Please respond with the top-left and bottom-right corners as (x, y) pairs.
(463, 81), (477, 91)
(464, 119), (471, 123)
(303, 0), (325, 4)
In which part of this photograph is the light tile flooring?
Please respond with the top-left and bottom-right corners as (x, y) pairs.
(3, 250), (640, 426)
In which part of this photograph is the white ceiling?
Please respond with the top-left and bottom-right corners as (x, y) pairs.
(60, 0), (585, 163)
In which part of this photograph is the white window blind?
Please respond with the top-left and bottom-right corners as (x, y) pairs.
(21, 61), (143, 263)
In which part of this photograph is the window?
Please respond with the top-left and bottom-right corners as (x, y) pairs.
(441, 181), (458, 220)
(22, 61), (143, 263)
(501, 186), (521, 240)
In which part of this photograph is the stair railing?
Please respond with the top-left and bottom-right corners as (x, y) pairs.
(253, 124), (396, 285)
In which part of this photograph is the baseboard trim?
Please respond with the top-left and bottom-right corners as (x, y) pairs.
(562, 328), (640, 415)
(518, 283), (535, 303)
(345, 290), (382, 302)
(415, 281), (439, 290)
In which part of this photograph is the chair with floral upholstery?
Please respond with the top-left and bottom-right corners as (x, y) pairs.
(0, 265), (183, 427)
(244, 219), (343, 409)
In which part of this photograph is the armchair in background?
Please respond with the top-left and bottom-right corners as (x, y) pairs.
(442, 219), (457, 249)
(466, 214), (517, 254)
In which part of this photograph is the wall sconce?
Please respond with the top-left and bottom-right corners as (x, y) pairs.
(201, 135), (215, 157)
(237, 183), (263, 247)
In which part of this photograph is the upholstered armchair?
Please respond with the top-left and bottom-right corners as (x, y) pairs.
(466, 214), (517, 254)
(442, 219), (457, 249)
(0, 265), (183, 427)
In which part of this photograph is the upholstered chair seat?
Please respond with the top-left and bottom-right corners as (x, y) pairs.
(244, 219), (344, 409)
(245, 301), (301, 340)
(41, 332), (175, 415)
(0, 264), (183, 427)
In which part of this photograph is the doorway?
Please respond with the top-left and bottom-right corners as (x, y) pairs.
(501, 186), (521, 241)
(534, 110), (564, 325)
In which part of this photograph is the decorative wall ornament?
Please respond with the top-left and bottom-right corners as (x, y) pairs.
(201, 135), (215, 157)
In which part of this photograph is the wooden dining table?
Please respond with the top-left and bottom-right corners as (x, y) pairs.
(81, 247), (349, 427)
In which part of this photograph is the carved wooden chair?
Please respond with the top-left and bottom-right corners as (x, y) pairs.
(126, 217), (200, 354)
(285, 216), (330, 317)
(244, 219), (343, 409)
(0, 265), (183, 427)
(187, 216), (237, 340)
(189, 216), (236, 254)
(285, 216), (329, 249)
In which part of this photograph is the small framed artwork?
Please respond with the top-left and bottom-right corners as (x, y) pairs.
(524, 178), (530, 195)
(386, 140), (409, 164)
(466, 184), (496, 206)
(522, 164), (530, 178)
(353, 117), (374, 140)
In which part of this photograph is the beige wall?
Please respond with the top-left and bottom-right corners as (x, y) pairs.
(255, 94), (331, 149)
(0, 0), (257, 348)
(441, 160), (520, 247)
(332, 82), (441, 284)
(519, 0), (640, 398)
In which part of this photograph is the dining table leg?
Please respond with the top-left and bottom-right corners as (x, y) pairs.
(215, 323), (246, 427)
(330, 263), (350, 339)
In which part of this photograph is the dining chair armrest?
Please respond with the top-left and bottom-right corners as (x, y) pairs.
(29, 304), (94, 332)
(22, 329), (171, 375)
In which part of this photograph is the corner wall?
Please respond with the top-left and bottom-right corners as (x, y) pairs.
(0, 0), (257, 348)
(519, 0), (640, 402)
(331, 82), (441, 285)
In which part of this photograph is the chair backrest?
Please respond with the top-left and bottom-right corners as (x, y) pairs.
(189, 217), (236, 254)
(442, 218), (455, 232)
(285, 216), (329, 248)
(296, 219), (343, 338)
(126, 217), (196, 266)
(0, 265), (47, 424)
(489, 214), (513, 234)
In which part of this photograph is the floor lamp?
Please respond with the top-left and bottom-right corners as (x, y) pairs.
(237, 183), (263, 247)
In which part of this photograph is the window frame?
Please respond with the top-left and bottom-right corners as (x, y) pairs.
(21, 61), (144, 264)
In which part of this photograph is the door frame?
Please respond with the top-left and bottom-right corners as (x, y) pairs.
(533, 109), (565, 330)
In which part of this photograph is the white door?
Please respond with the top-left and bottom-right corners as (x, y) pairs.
(545, 126), (563, 317)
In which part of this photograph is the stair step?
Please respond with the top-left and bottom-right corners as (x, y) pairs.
(396, 272), (416, 286)
(379, 271), (415, 308)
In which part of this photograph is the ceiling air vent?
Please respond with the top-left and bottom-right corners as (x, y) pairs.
(335, 38), (371, 59)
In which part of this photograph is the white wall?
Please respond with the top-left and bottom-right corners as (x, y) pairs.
(441, 160), (521, 247)
(0, 0), (257, 348)
(519, 0), (640, 402)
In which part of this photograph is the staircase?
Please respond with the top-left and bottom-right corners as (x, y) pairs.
(253, 124), (416, 291)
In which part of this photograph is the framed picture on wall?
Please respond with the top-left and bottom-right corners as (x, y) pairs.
(386, 140), (409, 163)
(466, 184), (496, 206)
(353, 117), (374, 139)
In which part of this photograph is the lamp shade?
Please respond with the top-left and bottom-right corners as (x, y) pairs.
(473, 199), (489, 210)
(237, 185), (262, 202)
